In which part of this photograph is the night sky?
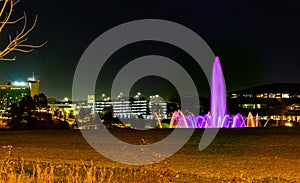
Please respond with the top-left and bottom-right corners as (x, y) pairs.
(0, 0), (299, 100)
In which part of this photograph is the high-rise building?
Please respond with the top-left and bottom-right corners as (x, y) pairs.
(29, 81), (40, 98)
(0, 82), (30, 111)
(0, 75), (41, 114)
(27, 75), (40, 98)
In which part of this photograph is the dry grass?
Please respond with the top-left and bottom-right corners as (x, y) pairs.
(0, 129), (299, 182)
(0, 145), (176, 183)
(0, 145), (294, 183)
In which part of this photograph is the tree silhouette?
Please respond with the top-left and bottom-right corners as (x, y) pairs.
(99, 105), (113, 122)
(0, 0), (46, 61)
(7, 94), (36, 129)
(34, 93), (48, 109)
(6, 94), (57, 129)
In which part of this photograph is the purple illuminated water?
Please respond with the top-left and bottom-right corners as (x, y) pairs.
(211, 57), (227, 127)
(170, 57), (251, 128)
(171, 112), (246, 128)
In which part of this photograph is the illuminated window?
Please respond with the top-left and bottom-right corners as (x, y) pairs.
(282, 93), (290, 98)
(256, 94), (263, 98)
(230, 93), (238, 98)
(242, 104), (256, 109)
(269, 93), (276, 98)
(290, 104), (300, 110)
(243, 94), (252, 98)
(242, 104), (264, 109)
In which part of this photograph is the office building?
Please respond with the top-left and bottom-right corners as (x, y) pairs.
(94, 93), (167, 120)
(0, 82), (30, 112)
(227, 83), (300, 122)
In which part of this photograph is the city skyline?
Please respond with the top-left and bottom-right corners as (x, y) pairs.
(0, 0), (299, 100)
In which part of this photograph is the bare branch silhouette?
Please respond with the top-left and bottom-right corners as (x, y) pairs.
(0, 0), (46, 61)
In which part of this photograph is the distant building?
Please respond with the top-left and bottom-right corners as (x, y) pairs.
(87, 94), (95, 113)
(93, 94), (167, 120)
(27, 73), (40, 98)
(48, 101), (78, 121)
(0, 76), (41, 114)
(94, 99), (148, 119)
(28, 80), (40, 98)
(149, 95), (167, 119)
(0, 82), (30, 112)
(87, 95), (95, 103)
(227, 83), (300, 122)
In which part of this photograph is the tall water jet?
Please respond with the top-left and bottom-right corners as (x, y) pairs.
(168, 56), (247, 129)
(246, 112), (255, 127)
(210, 57), (227, 128)
(255, 113), (260, 127)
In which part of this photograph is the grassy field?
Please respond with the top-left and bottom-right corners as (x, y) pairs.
(0, 128), (300, 182)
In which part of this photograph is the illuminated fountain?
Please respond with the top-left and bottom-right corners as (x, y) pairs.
(169, 57), (258, 128)
(246, 112), (255, 127)
(170, 112), (246, 128)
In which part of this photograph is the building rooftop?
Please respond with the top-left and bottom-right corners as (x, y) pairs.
(229, 83), (300, 94)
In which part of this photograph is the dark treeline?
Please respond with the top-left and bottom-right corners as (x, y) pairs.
(6, 93), (69, 130)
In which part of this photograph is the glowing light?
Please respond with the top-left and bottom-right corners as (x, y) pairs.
(284, 122), (293, 127)
(12, 81), (27, 86)
(282, 93), (289, 98)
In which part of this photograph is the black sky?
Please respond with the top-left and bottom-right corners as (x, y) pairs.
(0, 0), (299, 100)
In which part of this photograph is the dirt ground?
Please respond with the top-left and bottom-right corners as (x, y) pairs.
(0, 128), (300, 182)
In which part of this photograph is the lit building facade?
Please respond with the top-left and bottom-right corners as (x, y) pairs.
(48, 101), (79, 121)
(149, 95), (167, 119)
(94, 93), (167, 120)
(87, 94), (95, 113)
(0, 82), (30, 112)
(227, 83), (300, 122)
(28, 80), (40, 98)
(0, 77), (41, 114)
(94, 99), (148, 119)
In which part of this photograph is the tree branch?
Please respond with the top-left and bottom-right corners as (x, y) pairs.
(0, 0), (46, 61)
